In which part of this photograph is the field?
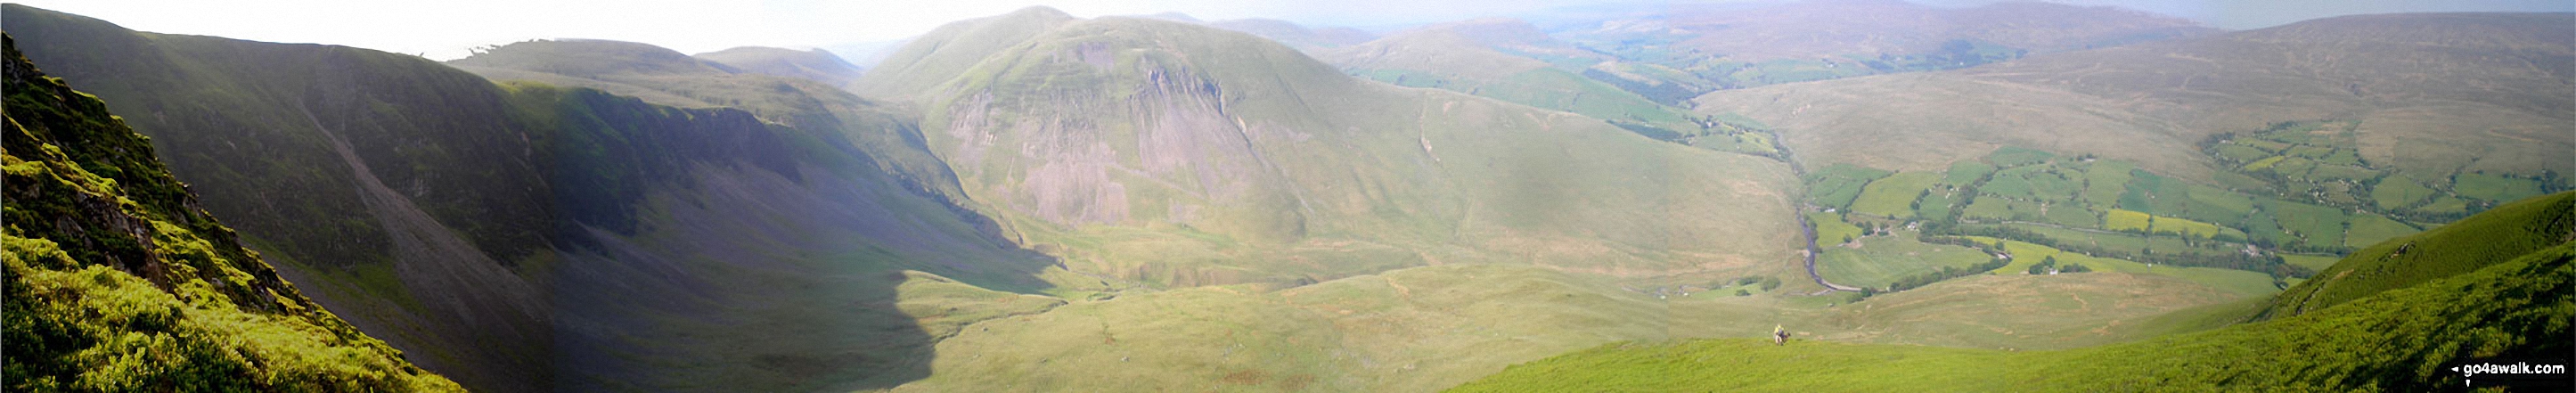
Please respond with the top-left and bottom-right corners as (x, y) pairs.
(1848, 171), (1941, 218)
(1802, 273), (2248, 350)
(896, 264), (1672, 392)
(1815, 230), (1996, 290)
(1807, 164), (1895, 209)
(2369, 175), (2434, 209)
(1810, 211), (1865, 246)
(2340, 214), (2420, 248)
(1960, 236), (2274, 297)
(2454, 172), (2546, 204)
(1463, 242), (2572, 391)
(2263, 200), (2348, 248)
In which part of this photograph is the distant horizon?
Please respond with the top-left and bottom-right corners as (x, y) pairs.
(10, 0), (2570, 61)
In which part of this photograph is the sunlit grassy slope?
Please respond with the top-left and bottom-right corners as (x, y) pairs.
(1457, 192), (2574, 391)
(4, 35), (461, 391)
(2260, 192), (2574, 320)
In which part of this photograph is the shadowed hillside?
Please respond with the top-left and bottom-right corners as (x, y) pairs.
(4, 34), (461, 391)
(8, 4), (1062, 391)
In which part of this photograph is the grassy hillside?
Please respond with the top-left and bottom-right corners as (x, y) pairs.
(3, 34), (461, 391)
(1460, 221), (2572, 391)
(871, 12), (1803, 288)
(9, 4), (1068, 391)
(2260, 192), (2575, 320)
(450, 38), (977, 218)
(1318, 18), (1725, 151)
(853, 5), (1079, 99)
(1552, 0), (2212, 99)
(694, 45), (865, 86)
(1696, 12), (2573, 192)
(1210, 18), (1375, 50)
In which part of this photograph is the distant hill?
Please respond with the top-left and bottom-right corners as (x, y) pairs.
(853, 6), (1079, 99)
(1552, 0), (2212, 98)
(1210, 18), (1376, 49)
(1317, 18), (1721, 150)
(694, 45), (867, 86)
(1588, 0), (2212, 61)
(8, 4), (1063, 391)
(1695, 12), (2574, 187)
(4, 34), (462, 391)
(1460, 192), (2574, 391)
(860, 8), (1803, 288)
(452, 38), (740, 77)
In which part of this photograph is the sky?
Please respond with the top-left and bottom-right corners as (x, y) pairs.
(11, 0), (2570, 61)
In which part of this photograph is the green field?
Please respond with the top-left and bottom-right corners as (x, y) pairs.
(2455, 172), (2545, 204)
(2279, 254), (2341, 272)
(1942, 160), (1995, 185)
(2340, 213), (2420, 248)
(2263, 199), (2348, 248)
(1808, 163), (1895, 209)
(2078, 160), (2133, 208)
(1815, 230), (1997, 290)
(905, 264), (1672, 392)
(1914, 190), (1958, 223)
(1811, 211), (1865, 245)
(2369, 175), (2435, 209)
(1464, 238), (2571, 392)
(1849, 171), (1941, 219)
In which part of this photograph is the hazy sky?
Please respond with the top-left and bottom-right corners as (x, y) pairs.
(12, 0), (2570, 61)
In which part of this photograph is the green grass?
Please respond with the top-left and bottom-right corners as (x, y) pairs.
(1808, 163), (1895, 209)
(2261, 192), (2573, 319)
(2078, 160), (2133, 208)
(2263, 199), (2349, 249)
(2369, 175), (2435, 209)
(2040, 203), (2097, 227)
(1850, 171), (1940, 219)
(1815, 230), (1995, 290)
(1799, 272), (2252, 351)
(2104, 209), (2151, 232)
(2340, 213), (2420, 249)
(907, 264), (1671, 392)
(2279, 254), (2341, 271)
(2455, 172), (2545, 203)
(1811, 211), (1865, 245)
(2179, 184), (2255, 225)
(2147, 216), (2222, 239)
(1961, 196), (2014, 222)
(1460, 241), (2572, 392)
(1914, 190), (1958, 223)
(1942, 160), (1995, 186)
